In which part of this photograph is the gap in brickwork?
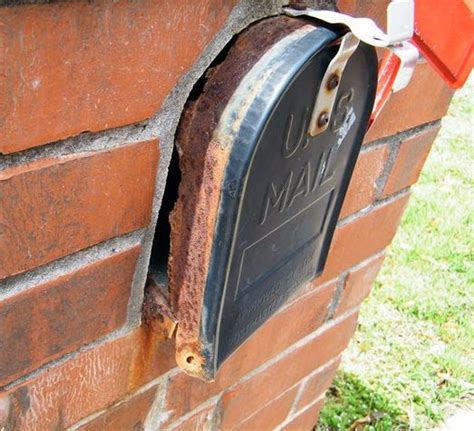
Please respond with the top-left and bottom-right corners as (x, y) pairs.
(145, 28), (241, 294)
(187, 30), (237, 101)
(148, 145), (181, 289)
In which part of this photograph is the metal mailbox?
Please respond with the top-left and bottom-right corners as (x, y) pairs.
(169, 17), (377, 380)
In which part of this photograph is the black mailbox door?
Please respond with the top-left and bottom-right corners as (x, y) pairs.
(170, 17), (377, 380)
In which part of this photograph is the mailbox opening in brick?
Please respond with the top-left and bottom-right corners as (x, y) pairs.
(163, 17), (377, 380)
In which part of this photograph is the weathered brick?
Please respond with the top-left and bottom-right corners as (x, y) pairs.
(281, 398), (325, 431)
(334, 254), (385, 318)
(160, 371), (219, 429)
(0, 1), (238, 153)
(294, 359), (340, 411)
(233, 387), (298, 431)
(340, 145), (389, 218)
(219, 312), (359, 428)
(317, 193), (410, 284)
(78, 386), (158, 431)
(337, 0), (390, 28)
(168, 404), (217, 431)
(162, 282), (337, 426)
(382, 126), (440, 197)
(219, 281), (338, 384)
(365, 63), (453, 143)
(0, 247), (140, 387)
(5, 326), (175, 430)
(0, 139), (158, 279)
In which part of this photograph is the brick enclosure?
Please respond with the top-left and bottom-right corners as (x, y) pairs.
(0, 1), (453, 430)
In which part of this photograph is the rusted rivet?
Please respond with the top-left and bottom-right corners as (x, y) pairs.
(327, 73), (340, 90)
(317, 111), (330, 128)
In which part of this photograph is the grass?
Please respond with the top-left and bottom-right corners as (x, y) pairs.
(318, 75), (474, 431)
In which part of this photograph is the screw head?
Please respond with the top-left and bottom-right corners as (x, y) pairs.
(327, 73), (340, 91)
(317, 111), (330, 128)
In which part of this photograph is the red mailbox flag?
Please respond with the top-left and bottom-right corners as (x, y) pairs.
(371, 0), (473, 127)
(413, 0), (474, 88)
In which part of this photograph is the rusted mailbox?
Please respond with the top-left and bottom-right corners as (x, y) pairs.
(169, 17), (377, 379)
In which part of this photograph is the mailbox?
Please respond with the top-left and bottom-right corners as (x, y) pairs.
(169, 16), (377, 380)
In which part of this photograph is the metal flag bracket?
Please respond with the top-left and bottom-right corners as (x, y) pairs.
(285, 0), (418, 132)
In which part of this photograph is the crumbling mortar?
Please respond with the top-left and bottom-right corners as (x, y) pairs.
(287, 377), (309, 418)
(325, 272), (349, 321)
(337, 188), (410, 227)
(374, 121), (441, 199)
(164, 394), (222, 431)
(143, 376), (170, 431)
(209, 397), (224, 431)
(227, 307), (360, 390)
(172, 356), (341, 430)
(0, 229), (144, 301)
(374, 186), (411, 206)
(145, 312), (353, 431)
(345, 250), (385, 275)
(361, 119), (441, 153)
(276, 393), (326, 430)
(284, 277), (338, 310)
(275, 357), (340, 430)
(375, 139), (403, 198)
(67, 375), (168, 431)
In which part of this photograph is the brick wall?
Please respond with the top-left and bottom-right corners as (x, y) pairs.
(0, 1), (453, 430)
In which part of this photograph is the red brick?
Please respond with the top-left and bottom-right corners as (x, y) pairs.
(0, 247), (139, 387)
(340, 145), (389, 218)
(295, 359), (340, 411)
(78, 386), (158, 431)
(0, 1), (238, 153)
(5, 326), (175, 430)
(219, 281), (338, 384)
(317, 193), (410, 284)
(0, 139), (158, 279)
(365, 62), (453, 143)
(382, 126), (440, 197)
(334, 254), (385, 318)
(233, 387), (298, 431)
(162, 282), (337, 426)
(168, 404), (217, 431)
(219, 312), (359, 429)
(337, 0), (390, 28)
(281, 398), (325, 431)
(160, 372), (219, 429)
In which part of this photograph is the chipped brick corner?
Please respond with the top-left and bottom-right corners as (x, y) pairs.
(0, 1), (454, 430)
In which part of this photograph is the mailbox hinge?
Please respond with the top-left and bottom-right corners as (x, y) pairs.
(285, 0), (419, 132)
(308, 32), (360, 136)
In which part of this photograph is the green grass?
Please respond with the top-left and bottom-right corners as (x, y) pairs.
(318, 76), (474, 431)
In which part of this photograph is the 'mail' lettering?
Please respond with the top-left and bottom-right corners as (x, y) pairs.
(259, 171), (293, 225)
(259, 148), (333, 225)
